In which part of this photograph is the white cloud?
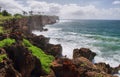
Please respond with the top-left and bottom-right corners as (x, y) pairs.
(112, 0), (120, 5)
(0, 0), (120, 19)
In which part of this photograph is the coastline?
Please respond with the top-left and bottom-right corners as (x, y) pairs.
(0, 16), (120, 77)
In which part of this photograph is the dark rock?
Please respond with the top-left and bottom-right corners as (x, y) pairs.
(51, 58), (79, 77)
(0, 49), (22, 77)
(95, 62), (120, 74)
(0, 59), (22, 77)
(46, 44), (62, 57)
(29, 35), (62, 57)
(73, 48), (96, 61)
(43, 28), (48, 31)
(4, 43), (44, 77)
(85, 71), (117, 77)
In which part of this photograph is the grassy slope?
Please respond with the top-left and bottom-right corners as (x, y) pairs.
(23, 39), (54, 73)
(0, 38), (15, 62)
(0, 38), (15, 47)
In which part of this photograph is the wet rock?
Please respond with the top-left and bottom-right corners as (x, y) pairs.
(73, 48), (96, 61)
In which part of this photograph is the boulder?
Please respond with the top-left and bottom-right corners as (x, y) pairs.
(46, 44), (62, 57)
(73, 48), (96, 61)
(51, 58), (79, 77)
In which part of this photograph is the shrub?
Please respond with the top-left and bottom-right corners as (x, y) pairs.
(14, 13), (23, 18)
(23, 39), (54, 73)
(2, 10), (11, 16)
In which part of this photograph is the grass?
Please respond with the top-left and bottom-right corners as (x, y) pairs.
(0, 54), (7, 62)
(0, 26), (4, 33)
(23, 39), (54, 73)
(0, 38), (15, 48)
(0, 14), (23, 24)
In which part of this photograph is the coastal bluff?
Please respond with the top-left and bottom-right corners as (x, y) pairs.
(3, 15), (59, 33)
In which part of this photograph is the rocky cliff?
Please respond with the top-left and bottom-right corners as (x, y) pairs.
(0, 15), (120, 77)
(3, 15), (59, 33)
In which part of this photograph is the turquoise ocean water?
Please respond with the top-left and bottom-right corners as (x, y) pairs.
(33, 20), (120, 69)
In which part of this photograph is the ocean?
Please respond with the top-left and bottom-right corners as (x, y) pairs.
(33, 20), (120, 68)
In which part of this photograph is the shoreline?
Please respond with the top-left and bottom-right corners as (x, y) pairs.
(0, 15), (120, 77)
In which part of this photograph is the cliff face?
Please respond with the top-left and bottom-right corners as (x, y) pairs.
(28, 15), (59, 32)
(3, 15), (59, 33)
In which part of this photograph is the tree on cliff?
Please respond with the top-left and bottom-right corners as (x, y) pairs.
(1, 10), (11, 16)
(22, 11), (27, 16)
(29, 11), (33, 15)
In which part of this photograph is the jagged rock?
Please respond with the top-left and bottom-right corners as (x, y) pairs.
(73, 57), (97, 71)
(85, 71), (117, 77)
(0, 49), (22, 77)
(51, 58), (79, 77)
(4, 43), (44, 77)
(31, 35), (50, 49)
(30, 35), (62, 57)
(95, 62), (120, 74)
(73, 48), (96, 61)
(0, 59), (22, 77)
(46, 44), (62, 57)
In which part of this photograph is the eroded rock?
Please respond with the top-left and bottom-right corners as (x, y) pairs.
(73, 48), (96, 61)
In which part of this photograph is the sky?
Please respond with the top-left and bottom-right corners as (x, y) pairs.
(0, 0), (120, 19)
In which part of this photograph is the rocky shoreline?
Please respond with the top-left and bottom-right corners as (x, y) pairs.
(0, 16), (120, 77)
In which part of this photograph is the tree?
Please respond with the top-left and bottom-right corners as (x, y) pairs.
(2, 10), (11, 16)
(29, 11), (33, 16)
(22, 11), (27, 16)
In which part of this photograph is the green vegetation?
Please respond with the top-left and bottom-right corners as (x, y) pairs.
(1, 10), (11, 16)
(0, 38), (15, 48)
(14, 13), (23, 18)
(23, 39), (54, 73)
(0, 26), (4, 33)
(0, 54), (7, 62)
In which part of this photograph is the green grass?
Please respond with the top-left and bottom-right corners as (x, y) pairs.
(0, 54), (7, 62)
(0, 26), (4, 33)
(23, 39), (54, 73)
(0, 14), (23, 24)
(0, 38), (15, 47)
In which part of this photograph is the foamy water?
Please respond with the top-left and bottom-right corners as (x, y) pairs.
(32, 20), (120, 76)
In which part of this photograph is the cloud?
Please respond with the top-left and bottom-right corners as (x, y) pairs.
(0, 0), (120, 19)
(0, 0), (26, 14)
(112, 0), (120, 5)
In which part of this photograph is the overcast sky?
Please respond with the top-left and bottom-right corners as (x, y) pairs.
(0, 0), (120, 19)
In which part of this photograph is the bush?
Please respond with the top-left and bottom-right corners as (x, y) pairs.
(23, 39), (54, 73)
(0, 38), (15, 47)
(14, 13), (23, 18)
